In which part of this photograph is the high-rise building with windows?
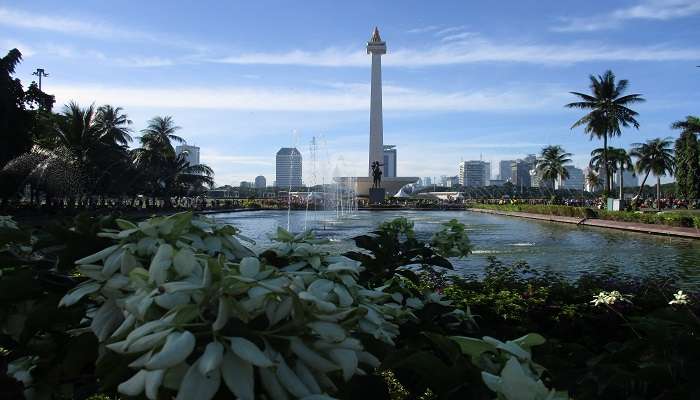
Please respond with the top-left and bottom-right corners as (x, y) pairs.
(556, 166), (585, 190)
(613, 169), (639, 188)
(255, 175), (267, 189)
(511, 160), (532, 189)
(175, 144), (200, 165)
(383, 145), (397, 178)
(458, 161), (489, 187)
(275, 148), (302, 188)
(499, 160), (514, 182)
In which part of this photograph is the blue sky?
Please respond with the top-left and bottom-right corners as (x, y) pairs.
(2, 0), (699, 185)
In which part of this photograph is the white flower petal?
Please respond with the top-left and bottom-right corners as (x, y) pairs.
(176, 359), (221, 400)
(276, 358), (311, 398)
(229, 337), (274, 367)
(146, 331), (196, 370)
(117, 369), (147, 397)
(198, 342), (224, 376)
(222, 350), (255, 400)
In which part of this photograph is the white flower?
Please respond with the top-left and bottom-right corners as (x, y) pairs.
(669, 290), (689, 305)
(590, 290), (631, 306)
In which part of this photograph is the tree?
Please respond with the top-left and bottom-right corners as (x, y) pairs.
(536, 145), (572, 189)
(133, 116), (191, 204)
(672, 116), (700, 204)
(94, 105), (133, 147)
(138, 116), (184, 158)
(585, 170), (601, 192)
(163, 154), (214, 198)
(608, 148), (634, 200)
(630, 138), (675, 209)
(0, 49), (30, 168)
(566, 70), (644, 195)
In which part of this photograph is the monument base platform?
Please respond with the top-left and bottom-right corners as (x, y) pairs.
(369, 188), (386, 204)
(334, 177), (419, 197)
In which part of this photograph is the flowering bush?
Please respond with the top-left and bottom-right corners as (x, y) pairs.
(59, 212), (415, 399)
(451, 333), (569, 400)
(589, 290), (632, 306)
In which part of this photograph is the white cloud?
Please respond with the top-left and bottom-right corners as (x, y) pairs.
(553, 0), (700, 32)
(0, 39), (34, 57)
(50, 81), (565, 113)
(434, 26), (468, 37)
(406, 25), (441, 34)
(215, 36), (700, 67)
(0, 6), (204, 51)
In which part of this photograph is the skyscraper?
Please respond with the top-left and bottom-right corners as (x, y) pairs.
(511, 160), (532, 189)
(499, 160), (514, 182)
(175, 144), (200, 165)
(556, 166), (585, 190)
(275, 148), (302, 188)
(383, 145), (397, 178)
(459, 161), (489, 187)
(255, 175), (267, 189)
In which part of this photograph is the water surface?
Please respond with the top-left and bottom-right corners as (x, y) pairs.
(211, 210), (700, 288)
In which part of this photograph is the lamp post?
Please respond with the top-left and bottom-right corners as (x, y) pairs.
(32, 68), (49, 90)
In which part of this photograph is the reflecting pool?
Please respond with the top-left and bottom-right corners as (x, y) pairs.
(211, 210), (700, 288)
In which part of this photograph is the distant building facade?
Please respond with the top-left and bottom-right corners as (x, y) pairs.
(613, 169), (638, 188)
(240, 181), (252, 189)
(383, 145), (397, 178)
(275, 147), (303, 188)
(556, 166), (585, 190)
(499, 160), (514, 182)
(176, 145), (200, 166)
(255, 175), (267, 189)
(459, 161), (489, 187)
(511, 160), (532, 189)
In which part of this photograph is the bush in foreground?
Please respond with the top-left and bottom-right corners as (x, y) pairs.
(2, 213), (698, 399)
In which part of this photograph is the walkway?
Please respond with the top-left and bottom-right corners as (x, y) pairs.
(467, 208), (700, 240)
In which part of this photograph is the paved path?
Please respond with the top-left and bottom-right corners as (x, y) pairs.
(467, 208), (700, 240)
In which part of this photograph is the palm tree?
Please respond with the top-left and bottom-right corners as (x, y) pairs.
(589, 147), (607, 176)
(133, 116), (189, 204)
(163, 154), (214, 197)
(608, 148), (634, 200)
(536, 145), (572, 189)
(53, 102), (101, 165)
(671, 116), (700, 203)
(630, 138), (675, 209)
(671, 116), (700, 134)
(566, 70), (645, 194)
(94, 105), (133, 147)
(138, 116), (185, 158)
(585, 169), (601, 192)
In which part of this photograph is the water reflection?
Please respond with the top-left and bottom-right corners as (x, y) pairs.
(211, 210), (700, 289)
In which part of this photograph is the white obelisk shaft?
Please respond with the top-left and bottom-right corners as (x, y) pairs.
(367, 27), (386, 176)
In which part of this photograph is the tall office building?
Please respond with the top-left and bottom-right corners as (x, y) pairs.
(499, 160), (514, 182)
(175, 145), (200, 165)
(255, 175), (267, 189)
(383, 145), (397, 178)
(275, 148), (302, 188)
(483, 162), (491, 186)
(511, 160), (532, 189)
(556, 166), (585, 190)
(613, 169), (639, 188)
(458, 161), (489, 187)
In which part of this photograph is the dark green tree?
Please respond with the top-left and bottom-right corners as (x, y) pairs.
(0, 49), (30, 168)
(630, 138), (675, 209)
(536, 145), (572, 189)
(672, 116), (700, 203)
(566, 70), (644, 195)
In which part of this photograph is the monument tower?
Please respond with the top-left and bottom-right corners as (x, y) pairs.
(334, 27), (416, 198)
(367, 27), (386, 176)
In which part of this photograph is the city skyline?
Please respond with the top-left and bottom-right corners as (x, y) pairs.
(2, 1), (698, 185)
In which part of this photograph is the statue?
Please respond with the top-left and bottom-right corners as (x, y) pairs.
(371, 161), (383, 189)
